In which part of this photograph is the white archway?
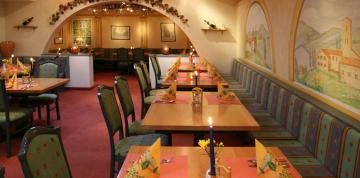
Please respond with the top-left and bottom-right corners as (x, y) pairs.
(43, 0), (192, 53)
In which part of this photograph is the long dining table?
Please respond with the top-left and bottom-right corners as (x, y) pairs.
(142, 91), (259, 144)
(117, 146), (302, 178)
(161, 72), (229, 90)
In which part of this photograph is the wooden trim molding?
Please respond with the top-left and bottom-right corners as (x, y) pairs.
(244, 0), (276, 73)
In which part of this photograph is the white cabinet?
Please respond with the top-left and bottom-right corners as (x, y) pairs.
(66, 55), (94, 88)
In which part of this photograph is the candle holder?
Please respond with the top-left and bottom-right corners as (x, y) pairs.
(192, 87), (203, 112)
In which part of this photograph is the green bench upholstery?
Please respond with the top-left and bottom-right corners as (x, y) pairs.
(225, 60), (360, 178)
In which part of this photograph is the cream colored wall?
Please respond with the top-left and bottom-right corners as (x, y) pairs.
(236, 0), (297, 80)
(146, 16), (189, 49)
(1, 0), (238, 73)
(101, 16), (141, 48)
(0, 2), (6, 42)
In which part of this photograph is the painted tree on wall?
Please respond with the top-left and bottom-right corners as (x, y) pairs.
(245, 3), (272, 70)
(294, 0), (360, 111)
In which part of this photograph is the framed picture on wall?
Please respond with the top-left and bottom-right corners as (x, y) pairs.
(111, 26), (130, 40)
(54, 28), (64, 44)
(72, 19), (92, 46)
(161, 23), (176, 42)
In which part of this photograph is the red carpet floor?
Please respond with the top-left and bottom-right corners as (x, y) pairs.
(0, 71), (245, 178)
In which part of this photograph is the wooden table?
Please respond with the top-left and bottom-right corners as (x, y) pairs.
(142, 92), (259, 132)
(162, 72), (229, 90)
(118, 146), (301, 178)
(6, 78), (69, 95)
(178, 63), (207, 72)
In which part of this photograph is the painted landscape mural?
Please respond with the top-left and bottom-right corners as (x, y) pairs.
(295, 0), (360, 111)
(245, 3), (272, 70)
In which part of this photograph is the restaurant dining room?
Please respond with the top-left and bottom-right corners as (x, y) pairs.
(0, 0), (359, 177)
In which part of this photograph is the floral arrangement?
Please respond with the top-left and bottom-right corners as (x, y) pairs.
(198, 138), (224, 157)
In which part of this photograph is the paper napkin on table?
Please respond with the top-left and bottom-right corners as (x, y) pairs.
(217, 82), (235, 101)
(160, 82), (177, 101)
(7, 72), (17, 89)
(125, 138), (161, 178)
(255, 139), (293, 178)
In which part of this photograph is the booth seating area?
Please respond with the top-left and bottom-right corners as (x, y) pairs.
(224, 59), (360, 178)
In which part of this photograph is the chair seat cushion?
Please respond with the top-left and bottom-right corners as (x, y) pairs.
(115, 134), (169, 158)
(129, 120), (154, 135)
(28, 93), (57, 103)
(250, 130), (296, 140)
(293, 165), (334, 178)
(0, 107), (33, 122)
(144, 96), (155, 106)
(149, 89), (167, 96)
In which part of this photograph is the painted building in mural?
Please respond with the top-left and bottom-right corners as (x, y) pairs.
(315, 18), (360, 89)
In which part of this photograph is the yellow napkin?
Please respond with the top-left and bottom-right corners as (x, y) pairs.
(160, 82), (177, 101)
(8, 72), (17, 89)
(255, 139), (293, 178)
(217, 82), (235, 100)
(125, 138), (161, 178)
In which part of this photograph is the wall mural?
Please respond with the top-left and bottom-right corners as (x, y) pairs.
(245, 3), (272, 70)
(294, 0), (360, 111)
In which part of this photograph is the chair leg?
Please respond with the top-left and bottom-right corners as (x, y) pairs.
(38, 106), (42, 120)
(46, 104), (50, 126)
(6, 126), (11, 157)
(110, 153), (115, 178)
(56, 99), (60, 120)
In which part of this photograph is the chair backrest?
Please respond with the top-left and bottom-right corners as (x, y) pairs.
(116, 48), (129, 61)
(114, 76), (135, 136)
(18, 127), (72, 178)
(33, 60), (60, 78)
(150, 56), (161, 80)
(97, 85), (124, 138)
(0, 79), (9, 121)
(0, 165), (4, 178)
(133, 48), (145, 61)
(134, 63), (148, 96)
(139, 60), (151, 88)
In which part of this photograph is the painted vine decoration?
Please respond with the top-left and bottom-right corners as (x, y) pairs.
(49, 0), (188, 25)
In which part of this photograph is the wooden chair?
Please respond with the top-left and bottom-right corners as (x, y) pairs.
(132, 48), (145, 62)
(28, 59), (61, 125)
(139, 60), (166, 96)
(97, 85), (169, 178)
(133, 63), (155, 118)
(0, 78), (33, 157)
(149, 56), (163, 88)
(114, 76), (154, 136)
(116, 48), (131, 75)
(18, 127), (72, 178)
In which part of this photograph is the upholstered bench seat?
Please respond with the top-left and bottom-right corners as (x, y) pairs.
(250, 130), (296, 140)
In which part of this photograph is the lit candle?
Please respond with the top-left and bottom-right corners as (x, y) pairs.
(58, 48), (61, 52)
(30, 57), (35, 72)
(208, 117), (216, 176)
(11, 54), (14, 64)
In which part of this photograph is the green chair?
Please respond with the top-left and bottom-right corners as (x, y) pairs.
(0, 165), (4, 178)
(134, 63), (155, 118)
(114, 76), (154, 136)
(18, 127), (72, 178)
(116, 48), (131, 75)
(97, 85), (169, 178)
(0, 78), (33, 157)
(149, 56), (163, 88)
(28, 60), (61, 125)
(139, 60), (166, 96)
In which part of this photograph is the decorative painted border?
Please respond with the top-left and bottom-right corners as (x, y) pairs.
(288, 0), (360, 120)
(244, 0), (276, 73)
(50, 0), (188, 25)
